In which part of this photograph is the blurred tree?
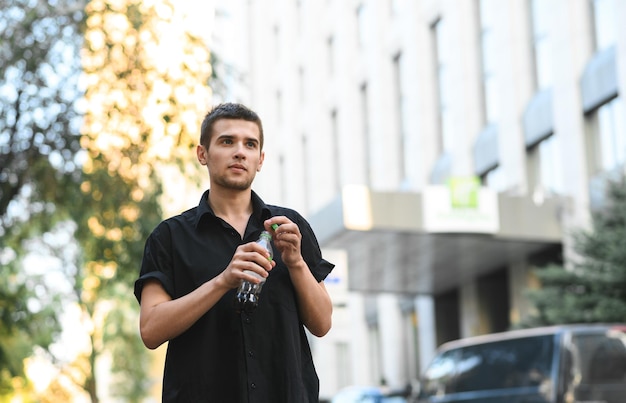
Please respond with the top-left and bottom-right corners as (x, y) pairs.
(0, 0), (85, 396)
(68, 0), (213, 401)
(39, 378), (75, 403)
(1, 0), (213, 401)
(523, 174), (626, 326)
(0, 0), (85, 225)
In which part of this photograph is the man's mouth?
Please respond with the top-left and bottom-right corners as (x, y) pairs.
(229, 164), (247, 172)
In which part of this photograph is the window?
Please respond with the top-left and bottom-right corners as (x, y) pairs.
(478, 0), (499, 124)
(571, 330), (626, 384)
(273, 24), (280, 61)
(420, 335), (555, 397)
(301, 134), (310, 212)
(591, 0), (617, 51)
(432, 18), (454, 153)
(330, 108), (341, 193)
(275, 90), (282, 124)
(454, 335), (554, 392)
(527, 134), (564, 199)
(530, 0), (552, 90)
(360, 82), (372, 186)
(356, 3), (368, 49)
(587, 96), (626, 173)
(279, 154), (287, 202)
(298, 66), (305, 104)
(295, 0), (303, 36)
(393, 52), (408, 182)
(480, 165), (506, 192)
(327, 35), (335, 76)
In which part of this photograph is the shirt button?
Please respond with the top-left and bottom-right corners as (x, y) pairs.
(244, 317), (251, 324)
(251, 383), (257, 389)
(248, 350), (254, 357)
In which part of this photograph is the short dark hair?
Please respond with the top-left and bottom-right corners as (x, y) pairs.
(200, 103), (264, 149)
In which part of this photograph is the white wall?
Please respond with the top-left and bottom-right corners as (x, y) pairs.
(214, 0), (626, 398)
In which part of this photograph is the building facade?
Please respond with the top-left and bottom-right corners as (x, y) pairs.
(214, 0), (626, 399)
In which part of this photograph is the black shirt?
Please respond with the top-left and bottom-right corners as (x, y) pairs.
(134, 190), (334, 403)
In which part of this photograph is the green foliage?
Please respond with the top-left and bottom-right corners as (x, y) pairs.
(0, 0), (86, 227)
(524, 174), (626, 326)
(1, 0), (214, 400)
(0, 0), (156, 399)
(0, 0), (85, 394)
(0, 258), (62, 397)
(71, 0), (211, 398)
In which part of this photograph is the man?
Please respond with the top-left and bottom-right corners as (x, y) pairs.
(134, 103), (334, 402)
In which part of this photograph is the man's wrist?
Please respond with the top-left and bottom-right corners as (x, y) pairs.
(286, 257), (307, 272)
(211, 271), (235, 292)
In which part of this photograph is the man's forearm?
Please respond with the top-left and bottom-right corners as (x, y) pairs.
(140, 277), (231, 349)
(287, 260), (333, 337)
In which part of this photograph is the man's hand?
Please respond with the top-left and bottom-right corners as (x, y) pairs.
(265, 216), (305, 268)
(218, 241), (275, 289)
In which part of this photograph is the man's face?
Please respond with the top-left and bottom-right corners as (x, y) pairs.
(197, 118), (264, 191)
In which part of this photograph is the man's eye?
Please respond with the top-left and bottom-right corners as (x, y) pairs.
(222, 139), (233, 144)
(246, 141), (257, 148)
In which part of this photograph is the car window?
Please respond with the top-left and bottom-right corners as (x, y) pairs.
(453, 334), (554, 392)
(421, 334), (556, 395)
(562, 329), (626, 403)
(571, 329), (626, 384)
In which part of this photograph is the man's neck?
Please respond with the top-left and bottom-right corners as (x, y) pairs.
(207, 188), (254, 236)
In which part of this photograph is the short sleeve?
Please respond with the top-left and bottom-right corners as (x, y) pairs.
(134, 222), (176, 303)
(296, 213), (335, 282)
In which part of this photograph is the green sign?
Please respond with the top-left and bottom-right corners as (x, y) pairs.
(448, 176), (480, 209)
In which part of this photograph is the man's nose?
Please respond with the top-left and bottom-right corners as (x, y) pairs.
(233, 143), (246, 158)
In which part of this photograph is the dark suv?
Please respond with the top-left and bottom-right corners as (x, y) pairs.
(416, 324), (626, 403)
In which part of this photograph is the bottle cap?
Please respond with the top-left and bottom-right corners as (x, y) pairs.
(271, 223), (279, 231)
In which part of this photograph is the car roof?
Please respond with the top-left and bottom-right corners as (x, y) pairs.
(436, 323), (626, 352)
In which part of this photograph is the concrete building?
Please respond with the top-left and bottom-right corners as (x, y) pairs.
(213, 0), (626, 399)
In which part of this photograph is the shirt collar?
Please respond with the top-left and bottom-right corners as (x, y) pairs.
(194, 189), (271, 229)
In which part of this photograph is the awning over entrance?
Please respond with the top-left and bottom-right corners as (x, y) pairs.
(309, 186), (565, 295)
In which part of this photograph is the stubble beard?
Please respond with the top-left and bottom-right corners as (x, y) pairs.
(212, 174), (254, 191)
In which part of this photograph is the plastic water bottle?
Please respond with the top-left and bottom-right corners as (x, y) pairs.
(234, 230), (273, 314)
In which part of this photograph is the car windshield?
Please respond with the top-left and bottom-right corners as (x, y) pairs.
(453, 334), (554, 392)
(419, 334), (555, 396)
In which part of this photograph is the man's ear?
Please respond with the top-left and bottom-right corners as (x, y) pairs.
(257, 151), (265, 172)
(197, 144), (208, 165)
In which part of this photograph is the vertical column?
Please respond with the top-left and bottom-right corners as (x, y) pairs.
(495, 0), (534, 194)
(508, 261), (535, 324)
(416, 295), (437, 373)
(378, 293), (405, 388)
(551, 0), (593, 232)
(459, 281), (481, 337)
